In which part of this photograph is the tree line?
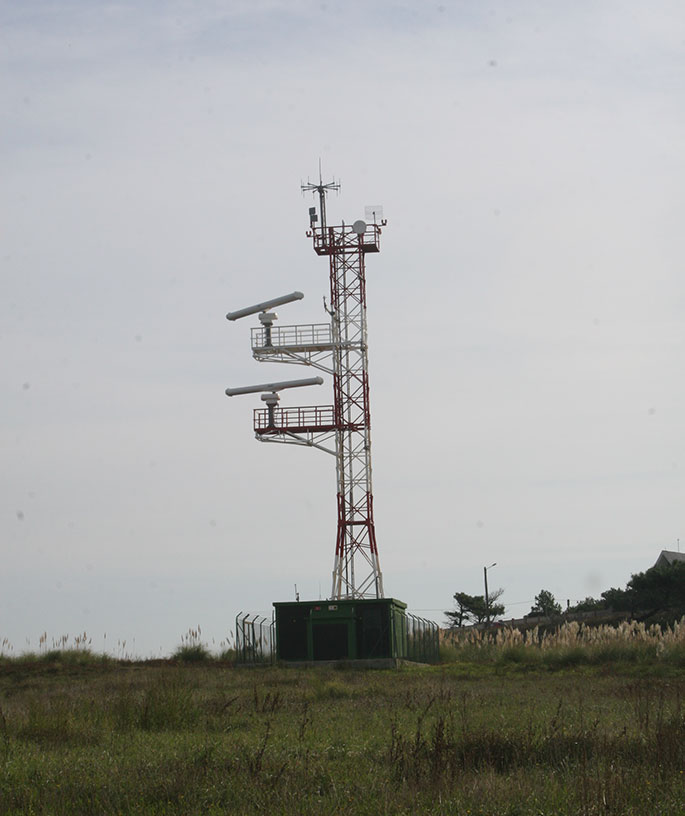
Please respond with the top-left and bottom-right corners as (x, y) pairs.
(445, 561), (685, 628)
(569, 561), (685, 623)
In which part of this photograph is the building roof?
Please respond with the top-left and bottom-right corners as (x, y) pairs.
(654, 550), (685, 569)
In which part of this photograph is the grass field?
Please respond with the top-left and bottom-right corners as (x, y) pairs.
(1, 624), (684, 815)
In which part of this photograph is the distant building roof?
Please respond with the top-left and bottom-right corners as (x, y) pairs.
(654, 550), (685, 569)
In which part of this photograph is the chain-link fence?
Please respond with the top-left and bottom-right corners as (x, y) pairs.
(406, 611), (440, 663)
(235, 612), (274, 664)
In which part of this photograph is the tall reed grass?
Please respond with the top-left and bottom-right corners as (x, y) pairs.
(440, 617), (685, 668)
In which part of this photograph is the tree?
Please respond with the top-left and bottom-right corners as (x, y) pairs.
(483, 586), (505, 624)
(528, 589), (562, 618)
(625, 563), (685, 618)
(600, 586), (632, 612)
(444, 592), (475, 628)
(567, 596), (605, 613)
(445, 588), (505, 628)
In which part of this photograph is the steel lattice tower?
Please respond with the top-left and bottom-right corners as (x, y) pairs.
(230, 179), (386, 600)
(316, 201), (383, 600)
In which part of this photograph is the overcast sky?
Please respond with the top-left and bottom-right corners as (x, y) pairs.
(2, 1), (684, 657)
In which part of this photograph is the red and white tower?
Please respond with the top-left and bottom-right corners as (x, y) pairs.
(226, 178), (386, 600)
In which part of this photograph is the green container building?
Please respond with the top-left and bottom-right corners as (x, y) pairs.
(273, 598), (438, 664)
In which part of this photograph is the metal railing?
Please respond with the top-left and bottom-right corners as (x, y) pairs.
(406, 612), (440, 663)
(254, 404), (336, 432)
(311, 224), (381, 255)
(251, 323), (333, 350)
(235, 612), (275, 665)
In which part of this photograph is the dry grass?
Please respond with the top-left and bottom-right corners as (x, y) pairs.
(440, 617), (685, 668)
(0, 652), (683, 814)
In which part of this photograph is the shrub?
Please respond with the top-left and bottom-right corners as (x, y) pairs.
(173, 627), (211, 662)
(173, 643), (212, 663)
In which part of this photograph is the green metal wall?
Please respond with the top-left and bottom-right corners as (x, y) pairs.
(273, 598), (438, 663)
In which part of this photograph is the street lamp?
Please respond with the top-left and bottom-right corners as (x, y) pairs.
(484, 562), (497, 625)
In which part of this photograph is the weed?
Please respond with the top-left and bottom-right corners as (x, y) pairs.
(253, 685), (282, 713)
(173, 643), (211, 662)
(0, 658), (684, 814)
(172, 627), (211, 662)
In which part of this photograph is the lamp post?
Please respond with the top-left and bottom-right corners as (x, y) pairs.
(484, 562), (497, 625)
